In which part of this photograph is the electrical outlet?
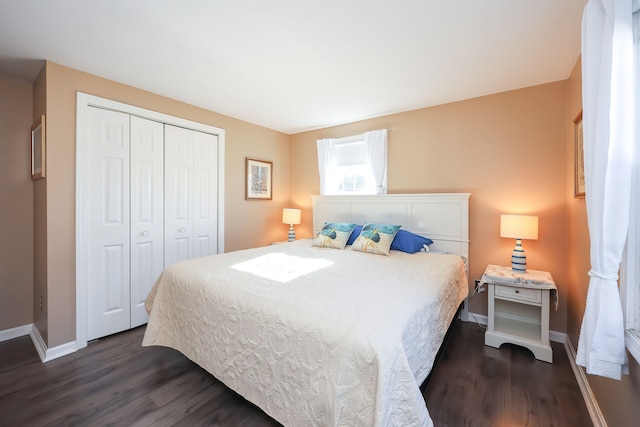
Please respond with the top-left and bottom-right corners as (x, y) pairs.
(39, 296), (43, 311)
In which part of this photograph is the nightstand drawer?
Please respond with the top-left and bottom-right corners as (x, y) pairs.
(494, 284), (541, 304)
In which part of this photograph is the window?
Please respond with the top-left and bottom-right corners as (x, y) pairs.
(334, 164), (376, 193)
(622, 144), (640, 363)
(621, 102), (640, 362)
(329, 137), (375, 195)
(621, 230), (640, 364)
(621, 8), (640, 363)
(317, 129), (387, 196)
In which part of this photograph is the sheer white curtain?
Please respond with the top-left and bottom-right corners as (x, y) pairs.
(576, 0), (638, 380)
(364, 129), (388, 194)
(316, 138), (336, 195)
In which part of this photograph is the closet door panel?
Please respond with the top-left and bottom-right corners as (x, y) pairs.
(165, 125), (194, 266)
(130, 116), (164, 328)
(87, 107), (131, 340)
(194, 131), (219, 257)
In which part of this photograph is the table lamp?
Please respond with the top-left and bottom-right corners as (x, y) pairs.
(282, 208), (301, 242)
(500, 214), (538, 273)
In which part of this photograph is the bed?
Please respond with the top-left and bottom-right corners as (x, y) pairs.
(142, 193), (470, 426)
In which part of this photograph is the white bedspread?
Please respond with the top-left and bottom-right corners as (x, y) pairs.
(142, 239), (468, 427)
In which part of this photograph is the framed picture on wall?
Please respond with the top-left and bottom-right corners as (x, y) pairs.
(31, 115), (46, 180)
(246, 157), (272, 200)
(574, 111), (585, 198)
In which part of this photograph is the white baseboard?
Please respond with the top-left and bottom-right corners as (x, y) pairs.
(29, 325), (47, 361)
(550, 330), (567, 344)
(466, 311), (488, 326)
(29, 325), (77, 363)
(564, 338), (607, 427)
(459, 298), (470, 322)
(0, 323), (33, 342)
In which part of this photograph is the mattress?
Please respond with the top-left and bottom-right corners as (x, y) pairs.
(142, 239), (468, 426)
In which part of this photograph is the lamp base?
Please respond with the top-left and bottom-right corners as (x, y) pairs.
(511, 238), (527, 273)
(287, 224), (296, 242)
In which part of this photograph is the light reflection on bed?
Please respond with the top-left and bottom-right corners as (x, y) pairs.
(231, 252), (333, 283)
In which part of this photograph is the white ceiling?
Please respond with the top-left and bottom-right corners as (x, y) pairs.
(0, 0), (586, 134)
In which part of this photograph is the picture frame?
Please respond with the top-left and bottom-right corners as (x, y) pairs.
(574, 111), (585, 198)
(31, 115), (46, 180)
(245, 157), (272, 200)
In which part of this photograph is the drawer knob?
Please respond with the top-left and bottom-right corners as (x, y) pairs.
(515, 289), (520, 293)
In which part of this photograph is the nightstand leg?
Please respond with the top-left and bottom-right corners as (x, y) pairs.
(541, 289), (550, 346)
(487, 284), (495, 334)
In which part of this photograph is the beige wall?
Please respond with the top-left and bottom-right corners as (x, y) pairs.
(291, 82), (569, 332)
(565, 60), (640, 427)
(37, 61), (290, 347)
(33, 66), (47, 342)
(0, 76), (34, 330)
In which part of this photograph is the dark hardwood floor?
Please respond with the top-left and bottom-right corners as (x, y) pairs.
(422, 322), (593, 427)
(0, 321), (592, 427)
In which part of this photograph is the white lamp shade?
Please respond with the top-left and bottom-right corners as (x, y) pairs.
(282, 208), (301, 225)
(500, 215), (538, 240)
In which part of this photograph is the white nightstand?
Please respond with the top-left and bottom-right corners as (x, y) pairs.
(482, 265), (554, 363)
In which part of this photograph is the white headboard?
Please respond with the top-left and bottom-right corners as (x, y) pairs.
(311, 193), (470, 257)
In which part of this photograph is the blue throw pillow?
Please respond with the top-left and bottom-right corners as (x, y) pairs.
(390, 230), (434, 253)
(347, 224), (363, 245)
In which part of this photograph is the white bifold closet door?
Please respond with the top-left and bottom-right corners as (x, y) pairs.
(86, 107), (164, 340)
(86, 108), (219, 341)
(130, 116), (165, 328)
(164, 125), (219, 266)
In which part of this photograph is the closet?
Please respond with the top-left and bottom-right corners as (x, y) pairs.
(81, 99), (223, 341)
(164, 125), (219, 267)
